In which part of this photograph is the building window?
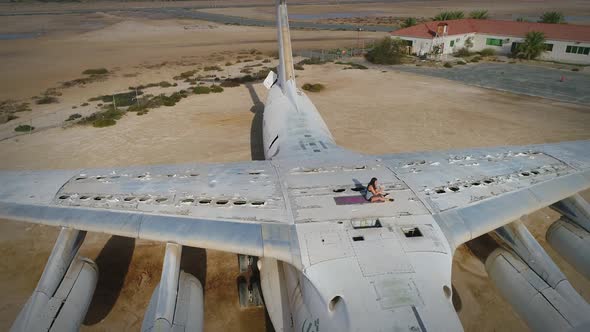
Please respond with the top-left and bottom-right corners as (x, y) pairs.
(566, 45), (590, 55)
(450, 40), (455, 47)
(486, 38), (503, 46)
(544, 43), (553, 52)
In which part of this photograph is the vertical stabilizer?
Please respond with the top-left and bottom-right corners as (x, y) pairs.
(276, 0), (298, 105)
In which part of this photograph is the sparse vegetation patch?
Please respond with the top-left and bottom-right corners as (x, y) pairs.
(335, 61), (368, 70)
(78, 105), (124, 128)
(82, 68), (109, 75)
(193, 86), (211, 94)
(14, 125), (35, 132)
(66, 113), (82, 121)
(36, 96), (59, 105)
(302, 83), (325, 92)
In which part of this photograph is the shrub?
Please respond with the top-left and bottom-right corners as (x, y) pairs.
(225, 62), (233, 66)
(210, 85), (224, 93)
(301, 83), (325, 92)
(204, 65), (222, 71)
(401, 17), (417, 28)
(455, 47), (471, 57)
(220, 80), (240, 88)
(469, 10), (489, 19)
(298, 58), (328, 65)
(66, 113), (82, 121)
(193, 86), (211, 94)
(92, 118), (116, 127)
(15, 124), (34, 132)
(81, 102), (89, 106)
(539, 11), (565, 24)
(36, 96), (58, 105)
(335, 61), (368, 69)
(78, 105), (124, 127)
(179, 70), (198, 79)
(479, 48), (495, 56)
(365, 37), (406, 65)
(433, 11), (464, 21)
(262, 59), (271, 63)
(443, 62), (453, 68)
(82, 68), (108, 75)
(294, 63), (304, 70)
(159, 81), (172, 88)
(470, 56), (481, 62)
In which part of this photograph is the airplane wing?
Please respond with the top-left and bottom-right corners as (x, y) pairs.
(0, 160), (297, 264)
(379, 140), (590, 251)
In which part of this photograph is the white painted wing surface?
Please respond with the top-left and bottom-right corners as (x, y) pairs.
(0, 161), (297, 263)
(379, 140), (590, 251)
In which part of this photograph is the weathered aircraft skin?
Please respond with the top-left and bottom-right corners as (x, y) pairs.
(2, 1), (590, 331)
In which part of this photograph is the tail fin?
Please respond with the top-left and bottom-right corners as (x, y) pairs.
(276, 1), (297, 99)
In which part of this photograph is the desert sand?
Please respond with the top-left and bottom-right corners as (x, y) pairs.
(1, 2), (590, 332)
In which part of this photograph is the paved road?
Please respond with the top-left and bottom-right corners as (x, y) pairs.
(389, 63), (590, 105)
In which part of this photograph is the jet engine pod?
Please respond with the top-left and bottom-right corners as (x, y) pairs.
(547, 217), (590, 280)
(11, 256), (98, 332)
(142, 271), (204, 332)
(485, 248), (590, 332)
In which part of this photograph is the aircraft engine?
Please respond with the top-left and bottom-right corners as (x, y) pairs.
(485, 248), (590, 332)
(11, 228), (98, 332)
(546, 217), (590, 279)
(142, 243), (204, 332)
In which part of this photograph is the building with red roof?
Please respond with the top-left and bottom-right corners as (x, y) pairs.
(390, 19), (590, 64)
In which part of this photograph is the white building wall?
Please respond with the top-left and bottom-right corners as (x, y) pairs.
(394, 33), (590, 64)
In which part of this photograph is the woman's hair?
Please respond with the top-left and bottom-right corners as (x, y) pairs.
(367, 177), (378, 190)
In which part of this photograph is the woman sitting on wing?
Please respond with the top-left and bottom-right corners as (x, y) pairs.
(365, 177), (387, 202)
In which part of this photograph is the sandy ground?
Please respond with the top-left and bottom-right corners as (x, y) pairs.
(1, 4), (590, 332)
(202, 0), (590, 22)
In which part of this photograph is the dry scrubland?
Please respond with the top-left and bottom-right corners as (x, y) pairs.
(1, 2), (590, 332)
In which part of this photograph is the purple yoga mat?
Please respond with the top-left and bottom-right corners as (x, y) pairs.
(334, 195), (368, 205)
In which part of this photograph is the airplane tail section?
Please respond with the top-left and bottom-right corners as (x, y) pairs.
(276, 0), (298, 101)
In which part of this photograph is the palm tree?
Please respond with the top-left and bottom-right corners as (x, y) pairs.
(517, 31), (546, 60)
(401, 17), (417, 28)
(539, 11), (565, 24)
(433, 11), (464, 21)
(469, 10), (489, 19)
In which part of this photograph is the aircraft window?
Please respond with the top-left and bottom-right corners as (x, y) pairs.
(216, 200), (229, 205)
(402, 227), (423, 238)
(181, 198), (195, 204)
(333, 188), (346, 193)
(199, 199), (211, 204)
(156, 198), (167, 203)
(234, 200), (247, 205)
(435, 189), (446, 194)
(449, 186), (459, 192)
(251, 201), (265, 206)
(79, 196), (90, 200)
(124, 197), (135, 202)
(139, 197), (149, 202)
(352, 236), (365, 242)
(58, 195), (70, 199)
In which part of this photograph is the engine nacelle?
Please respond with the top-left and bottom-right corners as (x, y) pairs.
(142, 243), (204, 332)
(547, 217), (590, 280)
(486, 248), (590, 332)
(11, 228), (98, 332)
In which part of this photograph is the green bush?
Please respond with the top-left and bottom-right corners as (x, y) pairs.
(335, 61), (368, 69)
(78, 105), (124, 127)
(92, 118), (116, 127)
(82, 68), (108, 75)
(479, 48), (496, 56)
(81, 102), (89, 106)
(225, 62), (233, 66)
(204, 65), (222, 71)
(298, 58), (329, 65)
(294, 63), (304, 70)
(66, 113), (82, 121)
(454, 47), (472, 57)
(159, 81), (173, 88)
(14, 124), (34, 132)
(302, 83), (325, 92)
(443, 62), (453, 68)
(211, 85), (224, 93)
(365, 37), (406, 65)
(433, 11), (464, 21)
(193, 86), (211, 94)
(36, 96), (59, 105)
